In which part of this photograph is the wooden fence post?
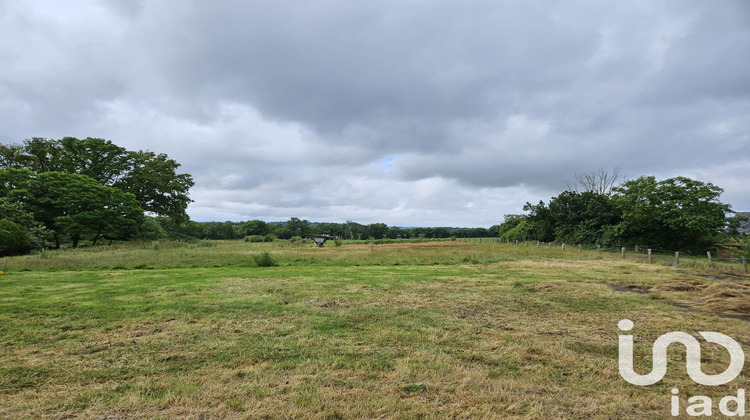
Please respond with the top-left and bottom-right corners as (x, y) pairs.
(562, 243), (566, 251)
(536, 241), (540, 247)
(647, 249), (652, 264)
(548, 242), (551, 248)
(597, 245), (601, 254)
(674, 252), (680, 266)
(707, 251), (713, 268)
(621, 247), (626, 259)
(578, 244), (582, 252)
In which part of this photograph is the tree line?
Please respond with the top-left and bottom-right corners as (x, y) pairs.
(1, 139), (744, 257)
(0, 137), (193, 255)
(155, 217), (497, 242)
(494, 171), (744, 251)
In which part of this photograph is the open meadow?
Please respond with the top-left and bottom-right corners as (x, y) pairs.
(1, 240), (749, 419)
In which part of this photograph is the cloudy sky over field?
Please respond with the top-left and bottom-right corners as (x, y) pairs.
(1, 1), (749, 226)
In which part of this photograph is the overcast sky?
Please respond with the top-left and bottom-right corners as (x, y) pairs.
(1, 1), (749, 227)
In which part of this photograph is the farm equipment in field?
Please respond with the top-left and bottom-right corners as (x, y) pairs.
(307, 234), (336, 247)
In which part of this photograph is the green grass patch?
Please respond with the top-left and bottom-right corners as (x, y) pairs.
(0, 241), (747, 418)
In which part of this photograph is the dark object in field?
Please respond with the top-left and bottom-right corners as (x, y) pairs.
(308, 234), (336, 247)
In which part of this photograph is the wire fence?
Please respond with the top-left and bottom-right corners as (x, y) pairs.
(457, 237), (748, 276)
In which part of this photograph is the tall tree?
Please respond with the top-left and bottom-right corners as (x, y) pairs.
(567, 167), (624, 195)
(239, 219), (269, 237)
(114, 151), (194, 222)
(0, 137), (194, 222)
(7, 171), (143, 248)
(546, 191), (620, 244)
(612, 176), (731, 250)
(57, 137), (132, 185)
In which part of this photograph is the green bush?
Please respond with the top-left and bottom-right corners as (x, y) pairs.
(138, 217), (167, 241)
(245, 235), (265, 243)
(253, 250), (278, 267)
(0, 219), (34, 256)
(197, 240), (217, 247)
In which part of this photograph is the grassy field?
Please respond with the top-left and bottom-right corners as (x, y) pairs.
(1, 240), (749, 419)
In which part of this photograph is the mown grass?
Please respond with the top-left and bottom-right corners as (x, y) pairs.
(0, 240), (748, 418)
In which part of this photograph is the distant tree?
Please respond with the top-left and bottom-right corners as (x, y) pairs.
(239, 220), (269, 237)
(467, 227), (489, 238)
(342, 220), (365, 240)
(726, 214), (749, 238)
(492, 214), (525, 238)
(312, 222), (344, 237)
(366, 223), (388, 240)
(386, 226), (403, 239)
(202, 221), (240, 240)
(273, 217), (310, 239)
(156, 217), (204, 240)
(136, 217), (167, 241)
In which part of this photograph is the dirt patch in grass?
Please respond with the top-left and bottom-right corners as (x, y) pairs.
(530, 281), (565, 292)
(608, 283), (651, 294)
(652, 278), (707, 292)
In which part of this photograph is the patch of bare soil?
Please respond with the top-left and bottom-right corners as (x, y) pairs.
(530, 281), (565, 292)
(608, 284), (651, 294)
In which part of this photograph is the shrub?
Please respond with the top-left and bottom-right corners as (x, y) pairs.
(253, 250), (278, 267)
(0, 219), (35, 256)
(197, 240), (217, 247)
(245, 235), (265, 243)
(138, 217), (167, 241)
(288, 236), (306, 247)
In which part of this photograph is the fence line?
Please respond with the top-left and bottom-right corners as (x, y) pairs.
(457, 237), (748, 275)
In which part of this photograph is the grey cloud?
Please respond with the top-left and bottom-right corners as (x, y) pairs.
(1, 0), (749, 225)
